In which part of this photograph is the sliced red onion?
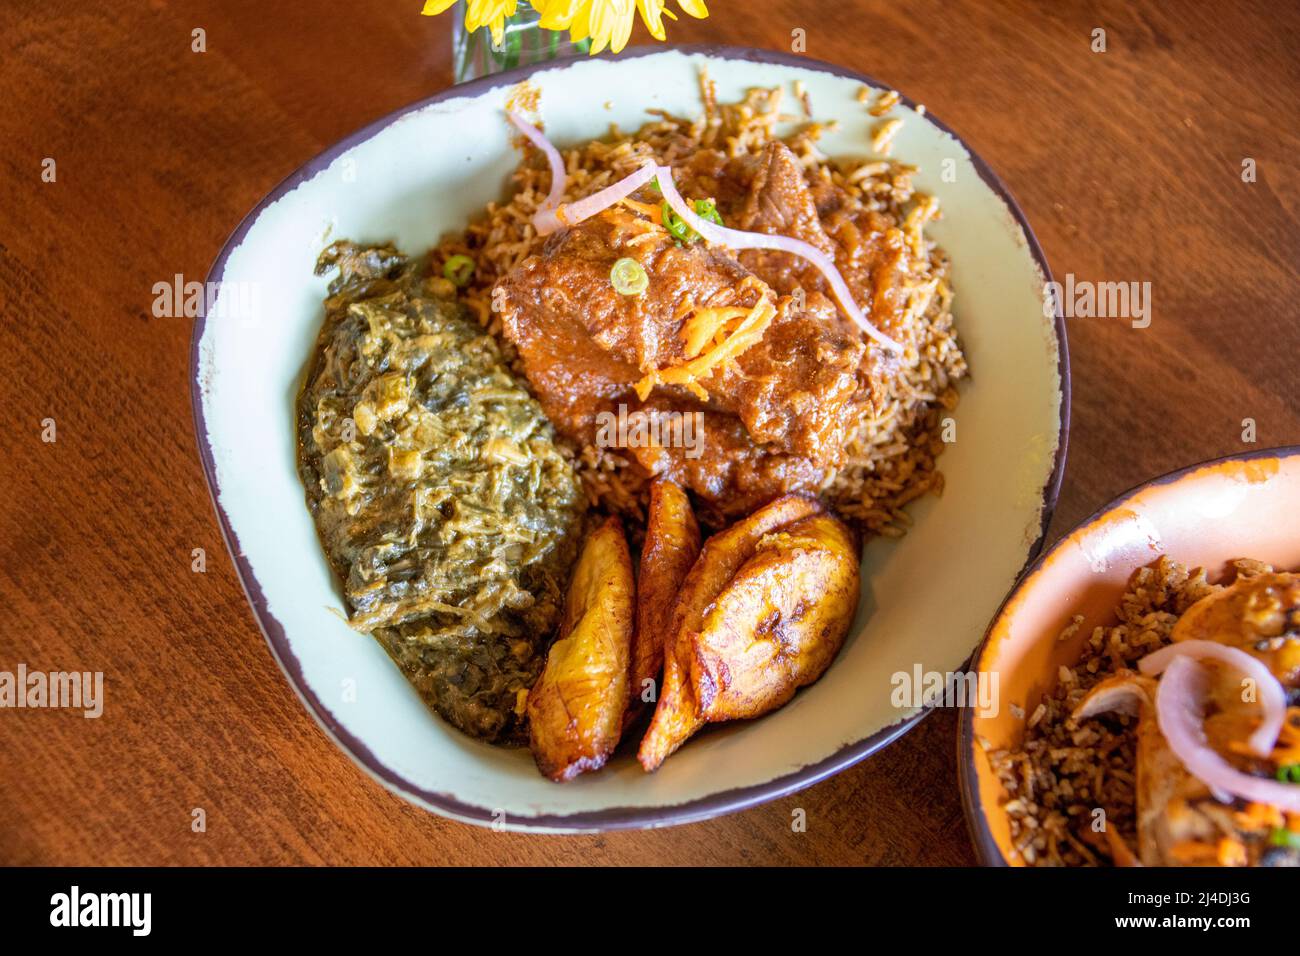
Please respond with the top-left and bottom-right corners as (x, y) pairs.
(507, 110), (568, 234)
(1139, 639), (1285, 756)
(655, 166), (903, 353)
(1071, 674), (1152, 720)
(551, 162), (658, 231)
(1154, 655), (1300, 811)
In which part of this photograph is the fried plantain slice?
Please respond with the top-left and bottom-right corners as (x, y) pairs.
(627, 480), (702, 726)
(527, 516), (635, 782)
(690, 513), (860, 721)
(638, 493), (824, 771)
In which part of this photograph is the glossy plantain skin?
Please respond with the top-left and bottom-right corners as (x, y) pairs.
(527, 517), (636, 782)
(690, 513), (860, 720)
(638, 494), (858, 771)
(627, 480), (701, 725)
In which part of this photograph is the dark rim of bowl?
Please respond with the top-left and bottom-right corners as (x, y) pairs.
(191, 43), (1071, 832)
(958, 443), (1300, 865)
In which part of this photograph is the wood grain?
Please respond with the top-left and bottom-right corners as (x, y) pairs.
(0, 0), (1296, 865)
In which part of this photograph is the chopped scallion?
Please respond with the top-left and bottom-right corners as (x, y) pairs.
(694, 198), (724, 227)
(610, 257), (648, 296)
(661, 201), (696, 243)
(1269, 827), (1300, 848)
(443, 254), (475, 287)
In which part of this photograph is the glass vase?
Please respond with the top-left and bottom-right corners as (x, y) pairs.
(452, 4), (591, 83)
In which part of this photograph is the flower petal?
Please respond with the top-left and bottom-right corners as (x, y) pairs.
(569, 0), (593, 43)
(635, 0), (667, 40)
(608, 0), (636, 52)
(586, 0), (616, 53)
(676, 0), (708, 19)
(421, 0), (458, 14)
(537, 0), (585, 30)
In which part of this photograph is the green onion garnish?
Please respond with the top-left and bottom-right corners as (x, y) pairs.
(658, 198), (723, 244)
(1277, 763), (1300, 783)
(443, 254), (475, 287)
(661, 201), (697, 244)
(694, 198), (724, 227)
(610, 257), (648, 296)
(1269, 827), (1300, 848)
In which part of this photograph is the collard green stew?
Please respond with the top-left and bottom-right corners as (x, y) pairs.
(297, 241), (587, 743)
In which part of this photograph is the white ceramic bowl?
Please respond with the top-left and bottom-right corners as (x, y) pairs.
(192, 45), (1068, 831)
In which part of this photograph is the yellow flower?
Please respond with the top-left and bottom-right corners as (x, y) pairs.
(422, 0), (521, 48)
(423, 0), (707, 55)
(540, 0), (708, 53)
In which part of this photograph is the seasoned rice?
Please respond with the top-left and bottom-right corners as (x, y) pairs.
(431, 72), (966, 535)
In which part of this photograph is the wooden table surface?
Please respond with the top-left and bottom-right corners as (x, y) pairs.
(1, 0), (1296, 866)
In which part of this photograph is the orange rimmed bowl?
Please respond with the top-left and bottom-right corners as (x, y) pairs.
(959, 446), (1300, 865)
